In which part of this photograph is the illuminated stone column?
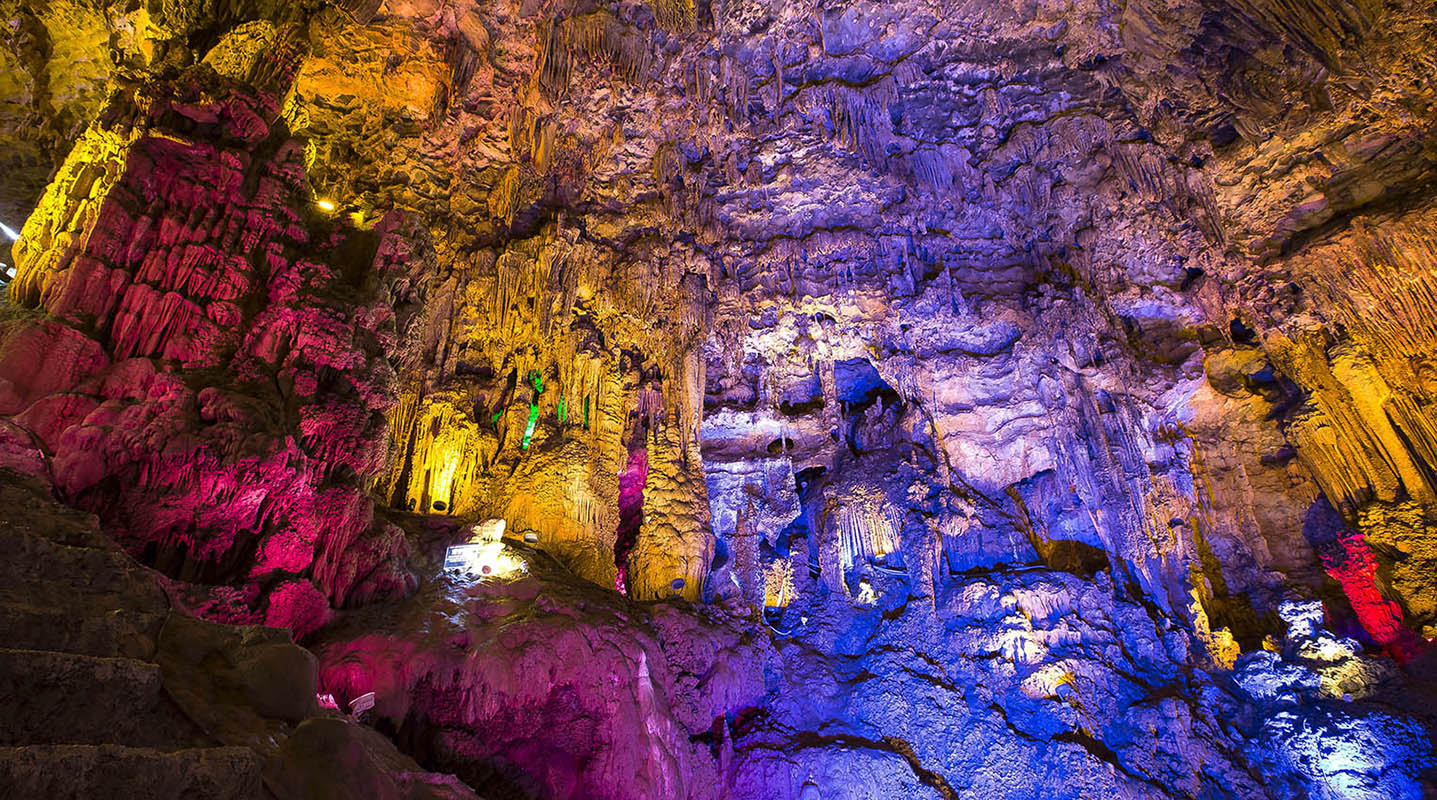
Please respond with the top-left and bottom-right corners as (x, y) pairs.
(816, 484), (846, 595)
(631, 407), (712, 601)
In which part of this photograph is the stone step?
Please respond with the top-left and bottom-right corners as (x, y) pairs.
(0, 477), (113, 550)
(0, 649), (202, 747)
(0, 528), (166, 611)
(0, 602), (166, 659)
(0, 744), (263, 800)
(0, 510), (119, 553)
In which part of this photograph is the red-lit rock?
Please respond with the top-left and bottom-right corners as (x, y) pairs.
(0, 63), (431, 636)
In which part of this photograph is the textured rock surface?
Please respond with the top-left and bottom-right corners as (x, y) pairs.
(4, 0), (1437, 797)
(0, 469), (479, 799)
(3, 55), (429, 633)
(314, 517), (1434, 799)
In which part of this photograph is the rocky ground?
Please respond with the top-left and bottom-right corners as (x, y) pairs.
(0, 470), (480, 800)
(312, 514), (1437, 799)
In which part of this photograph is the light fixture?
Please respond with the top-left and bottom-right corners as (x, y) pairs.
(316, 199), (337, 212)
(0, 222), (19, 241)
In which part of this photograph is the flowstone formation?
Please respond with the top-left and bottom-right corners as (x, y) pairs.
(3, 0), (1437, 798)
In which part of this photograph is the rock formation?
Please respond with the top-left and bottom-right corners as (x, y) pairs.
(1, 0), (1436, 797)
(0, 469), (479, 799)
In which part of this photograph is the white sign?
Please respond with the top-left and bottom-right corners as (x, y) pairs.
(444, 541), (527, 579)
(444, 544), (484, 572)
(349, 691), (375, 715)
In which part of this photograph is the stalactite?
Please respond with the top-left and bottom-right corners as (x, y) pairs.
(835, 488), (902, 571)
(507, 106), (551, 168)
(646, 0), (696, 32)
(1308, 224), (1437, 363)
(1110, 143), (1225, 243)
(535, 11), (654, 98)
(807, 77), (899, 169)
(762, 557), (794, 608)
(1226, 0), (1380, 67)
(393, 398), (482, 514)
(490, 165), (522, 227)
(1269, 331), (1437, 512)
(334, 0), (383, 23)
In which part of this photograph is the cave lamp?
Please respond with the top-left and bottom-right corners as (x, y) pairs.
(855, 577), (878, 605)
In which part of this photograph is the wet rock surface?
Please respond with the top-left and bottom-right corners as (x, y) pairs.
(314, 520), (1435, 799)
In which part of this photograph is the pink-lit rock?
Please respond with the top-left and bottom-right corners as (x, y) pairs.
(0, 62), (430, 638)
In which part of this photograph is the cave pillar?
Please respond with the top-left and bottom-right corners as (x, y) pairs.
(630, 417), (712, 601)
(0, 56), (422, 635)
(732, 498), (763, 604)
(816, 485), (845, 595)
(818, 357), (840, 449)
(901, 512), (940, 605)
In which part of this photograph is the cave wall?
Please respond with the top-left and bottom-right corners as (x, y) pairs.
(0, 48), (427, 636)
(2, 0), (1437, 797)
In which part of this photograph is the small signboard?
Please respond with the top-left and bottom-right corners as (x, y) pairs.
(349, 691), (376, 715)
(442, 541), (526, 579)
(444, 544), (483, 572)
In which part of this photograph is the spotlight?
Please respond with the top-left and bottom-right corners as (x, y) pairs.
(316, 199), (337, 212)
(0, 222), (19, 241)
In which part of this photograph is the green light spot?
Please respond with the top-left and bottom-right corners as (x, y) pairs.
(522, 402), (539, 450)
(558, 396), (566, 424)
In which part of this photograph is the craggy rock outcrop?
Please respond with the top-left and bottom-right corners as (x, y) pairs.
(315, 518), (757, 799)
(1, 55), (430, 634)
(5, 0), (1437, 797)
(0, 0), (114, 225)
